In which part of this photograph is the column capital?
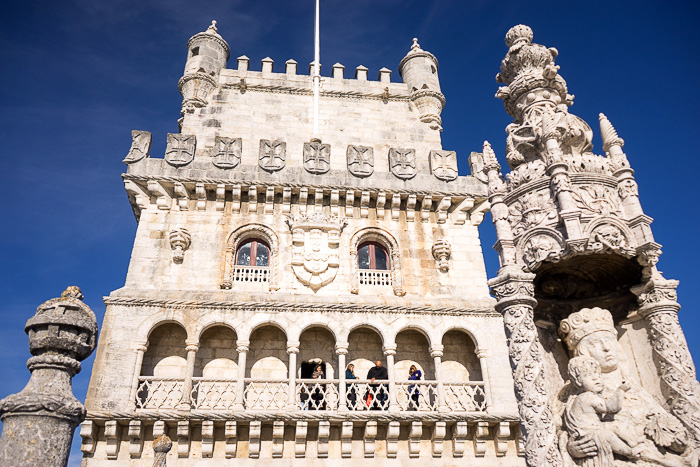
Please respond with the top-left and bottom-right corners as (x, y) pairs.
(185, 343), (199, 353)
(133, 340), (149, 352)
(335, 342), (349, 355)
(236, 340), (250, 353)
(476, 348), (489, 359)
(487, 265), (536, 308)
(383, 345), (397, 356)
(632, 278), (680, 317)
(287, 341), (300, 354)
(430, 346), (444, 359)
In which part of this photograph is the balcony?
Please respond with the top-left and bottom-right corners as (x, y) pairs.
(357, 269), (392, 287)
(232, 265), (269, 283)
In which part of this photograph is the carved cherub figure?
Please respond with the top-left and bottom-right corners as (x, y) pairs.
(564, 356), (643, 465)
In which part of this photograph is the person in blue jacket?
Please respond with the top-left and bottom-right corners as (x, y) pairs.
(408, 365), (422, 410)
(345, 364), (358, 409)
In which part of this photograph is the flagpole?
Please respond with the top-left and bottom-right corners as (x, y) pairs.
(312, 0), (320, 139)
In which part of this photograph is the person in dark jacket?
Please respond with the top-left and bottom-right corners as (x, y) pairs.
(408, 365), (422, 410)
(366, 360), (389, 410)
(345, 364), (358, 409)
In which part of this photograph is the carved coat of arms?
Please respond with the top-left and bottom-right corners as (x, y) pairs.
(259, 139), (286, 172)
(123, 130), (151, 164)
(286, 212), (346, 291)
(304, 140), (331, 174)
(165, 133), (196, 167)
(212, 136), (241, 169)
(429, 150), (458, 181)
(389, 148), (417, 179)
(347, 145), (374, 177)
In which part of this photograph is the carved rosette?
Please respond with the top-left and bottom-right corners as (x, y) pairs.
(286, 212), (346, 291)
(633, 279), (700, 446)
(488, 267), (561, 466)
(169, 228), (192, 264)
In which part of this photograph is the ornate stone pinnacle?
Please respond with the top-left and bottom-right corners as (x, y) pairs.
(504, 24), (533, 48)
(207, 20), (218, 33)
(481, 140), (500, 171)
(599, 113), (625, 152)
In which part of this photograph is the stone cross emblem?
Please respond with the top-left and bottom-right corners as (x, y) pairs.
(164, 133), (196, 167)
(259, 139), (286, 172)
(304, 140), (331, 174)
(212, 136), (242, 169)
(389, 148), (417, 179)
(123, 130), (151, 164)
(347, 145), (374, 177)
(429, 150), (458, 181)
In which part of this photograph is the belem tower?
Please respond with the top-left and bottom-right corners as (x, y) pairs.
(75, 21), (700, 466)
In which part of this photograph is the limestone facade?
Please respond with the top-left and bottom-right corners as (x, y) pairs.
(81, 22), (523, 465)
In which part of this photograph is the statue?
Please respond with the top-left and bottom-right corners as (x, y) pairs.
(557, 307), (697, 467)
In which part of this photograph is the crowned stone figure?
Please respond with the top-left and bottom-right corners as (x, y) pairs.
(556, 307), (697, 467)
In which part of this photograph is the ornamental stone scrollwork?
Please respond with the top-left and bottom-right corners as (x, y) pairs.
(586, 222), (635, 257)
(569, 184), (621, 217)
(212, 136), (241, 169)
(388, 147), (417, 180)
(429, 150), (458, 181)
(169, 228), (192, 264)
(618, 178), (639, 200)
(123, 130), (151, 164)
(304, 139), (331, 174)
(259, 139), (286, 172)
(556, 307), (699, 466)
(346, 145), (374, 177)
(165, 133), (196, 167)
(518, 229), (564, 271)
(507, 189), (558, 236)
(286, 212), (347, 291)
(431, 239), (451, 272)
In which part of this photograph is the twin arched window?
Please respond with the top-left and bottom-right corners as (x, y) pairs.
(236, 239), (270, 267)
(357, 241), (390, 270)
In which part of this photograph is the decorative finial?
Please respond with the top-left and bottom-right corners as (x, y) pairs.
(61, 286), (84, 301)
(482, 140), (500, 170)
(411, 38), (420, 50)
(207, 20), (218, 33)
(505, 24), (533, 48)
(599, 113), (624, 152)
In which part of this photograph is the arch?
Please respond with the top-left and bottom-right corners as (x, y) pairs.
(135, 313), (196, 344)
(222, 223), (280, 290)
(347, 326), (385, 379)
(440, 325), (483, 353)
(349, 226), (404, 296)
(298, 322), (339, 343)
(195, 325), (238, 379)
(392, 324), (433, 349)
(141, 322), (188, 377)
(441, 329), (482, 382)
(299, 326), (337, 379)
(247, 325), (288, 379)
(396, 329), (434, 379)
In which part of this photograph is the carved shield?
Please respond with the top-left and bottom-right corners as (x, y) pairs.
(304, 141), (331, 174)
(123, 130), (151, 164)
(259, 139), (286, 172)
(429, 150), (458, 181)
(287, 212), (346, 291)
(347, 145), (374, 177)
(212, 136), (241, 169)
(389, 148), (416, 180)
(165, 133), (196, 167)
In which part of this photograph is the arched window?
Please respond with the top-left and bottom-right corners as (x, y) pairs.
(358, 241), (390, 270)
(236, 239), (270, 267)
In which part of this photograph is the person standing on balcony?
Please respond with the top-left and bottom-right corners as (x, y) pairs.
(408, 365), (422, 410)
(311, 364), (325, 410)
(345, 364), (358, 410)
(367, 360), (389, 410)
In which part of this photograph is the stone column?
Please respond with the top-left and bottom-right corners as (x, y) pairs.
(286, 341), (300, 410)
(431, 347), (449, 412)
(633, 277), (700, 445)
(0, 287), (98, 467)
(234, 340), (249, 410)
(128, 340), (149, 407)
(336, 343), (349, 412)
(476, 348), (493, 411)
(178, 340), (199, 410)
(488, 267), (561, 467)
(383, 345), (397, 412)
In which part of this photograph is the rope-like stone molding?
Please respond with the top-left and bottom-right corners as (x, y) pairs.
(220, 82), (410, 102)
(86, 409), (519, 424)
(102, 296), (499, 317)
(121, 174), (481, 199)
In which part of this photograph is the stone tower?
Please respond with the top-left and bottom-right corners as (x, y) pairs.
(479, 25), (700, 467)
(80, 23), (524, 465)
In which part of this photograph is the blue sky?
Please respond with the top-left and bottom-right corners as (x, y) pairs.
(1, 1), (699, 463)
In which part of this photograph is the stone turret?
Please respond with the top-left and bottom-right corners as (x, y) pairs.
(0, 287), (98, 467)
(399, 38), (445, 131)
(179, 20), (230, 114)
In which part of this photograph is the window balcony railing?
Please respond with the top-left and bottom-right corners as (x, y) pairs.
(232, 265), (269, 283)
(136, 378), (487, 413)
(191, 378), (237, 410)
(357, 269), (393, 287)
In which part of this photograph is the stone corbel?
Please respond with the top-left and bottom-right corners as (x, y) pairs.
(147, 180), (171, 210)
(436, 196), (451, 224)
(452, 420), (468, 458)
(152, 420), (166, 438)
(169, 228), (191, 264)
(421, 195), (432, 222)
(80, 420), (97, 455)
(496, 421), (510, 457)
(391, 193), (401, 220)
(105, 420), (120, 460)
(469, 199), (490, 226)
(295, 421), (307, 458)
(318, 420), (330, 458)
(376, 192), (386, 219)
(341, 421), (353, 458)
(432, 421), (446, 457)
(248, 186), (257, 213)
(345, 190), (354, 217)
(363, 420), (377, 458)
(454, 197), (475, 225)
(432, 239), (451, 273)
(474, 421), (489, 457)
(360, 191), (370, 218)
(124, 180), (150, 214)
(407, 194), (417, 222)
(272, 420), (284, 458)
(195, 183), (206, 211)
(231, 185), (241, 213)
(386, 421), (400, 458)
(174, 182), (190, 211)
(249, 421), (261, 458)
(282, 187), (292, 213)
(225, 420), (237, 458)
(128, 419), (144, 458)
(201, 420), (214, 458)
(216, 184), (226, 211)
(409, 421), (422, 458)
(177, 420), (190, 458)
(330, 190), (340, 216)
(265, 187), (275, 214)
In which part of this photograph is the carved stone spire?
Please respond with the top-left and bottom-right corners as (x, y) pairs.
(599, 113), (624, 152)
(0, 287), (98, 467)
